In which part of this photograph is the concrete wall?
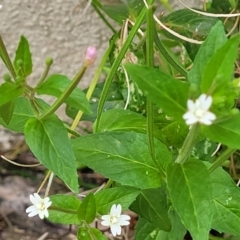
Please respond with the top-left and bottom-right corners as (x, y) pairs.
(0, 0), (199, 119)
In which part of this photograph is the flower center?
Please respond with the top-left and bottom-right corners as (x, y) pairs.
(37, 202), (46, 211)
(195, 109), (205, 118)
(110, 215), (118, 224)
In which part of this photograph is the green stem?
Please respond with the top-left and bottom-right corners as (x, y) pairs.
(208, 147), (236, 173)
(95, 4), (148, 132)
(70, 34), (118, 131)
(91, 1), (116, 34)
(35, 61), (52, 89)
(154, 31), (187, 78)
(175, 124), (200, 164)
(103, 179), (113, 189)
(146, 2), (157, 164)
(0, 35), (16, 79)
(65, 124), (81, 137)
(39, 65), (87, 120)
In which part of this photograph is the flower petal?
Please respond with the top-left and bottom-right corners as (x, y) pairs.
(115, 204), (122, 216)
(110, 204), (117, 215)
(110, 224), (121, 236)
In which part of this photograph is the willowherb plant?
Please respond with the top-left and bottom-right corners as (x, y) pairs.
(1, 0), (240, 239)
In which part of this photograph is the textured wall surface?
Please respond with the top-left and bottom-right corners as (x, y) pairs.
(0, 0), (112, 89)
(0, 0), (199, 119)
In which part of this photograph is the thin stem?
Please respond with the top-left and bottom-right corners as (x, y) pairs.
(45, 172), (54, 197)
(146, 2), (157, 164)
(95, 5), (148, 132)
(91, 1), (116, 34)
(37, 170), (51, 193)
(208, 148), (236, 173)
(39, 65), (87, 120)
(175, 124), (200, 164)
(70, 34), (117, 131)
(154, 31), (187, 78)
(103, 179), (113, 189)
(35, 60), (52, 88)
(0, 35), (16, 79)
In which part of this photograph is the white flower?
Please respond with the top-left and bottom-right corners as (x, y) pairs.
(101, 204), (130, 237)
(183, 94), (216, 125)
(26, 193), (52, 219)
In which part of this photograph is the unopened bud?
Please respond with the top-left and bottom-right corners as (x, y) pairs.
(84, 46), (97, 66)
(3, 73), (11, 82)
(45, 57), (53, 67)
(16, 59), (23, 67)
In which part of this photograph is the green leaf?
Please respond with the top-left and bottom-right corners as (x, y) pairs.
(134, 209), (186, 240)
(77, 227), (92, 240)
(167, 160), (213, 240)
(134, 218), (161, 240)
(201, 34), (239, 93)
(101, 0), (144, 23)
(48, 194), (80, 224)
(188, 21), (227, 94)
(94, 109), (165, 142)
(95, 186), (140, 215)
(88, 228), (108, 240)
(24, 115), (79, 192)
(125, 64), (189, 121)
(158, 209), (187, 240)
(72, 132), (171, 189)
(0, 100), (14, 124)
(162, 121), (188, 148)
(0, 97), (49, 133)
(131, 187), (171, 231)
(66, 82), (124, 122)
(78, 193), (96, 224)
(161, 9), (219, 60)
(14, 35), (32, 76)
(36, 74), (92, 114)
(77, 227), (107, 240)
(0, 82), (24, 107)
(210, 167), (240, 235)
(191, 139), (218, 162)
(202, 113), (240, 149)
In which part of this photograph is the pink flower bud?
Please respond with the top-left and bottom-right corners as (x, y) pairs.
(84, 46), (97, 66)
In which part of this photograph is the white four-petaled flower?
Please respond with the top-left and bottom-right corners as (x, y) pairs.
(101, 204), (130, 237)
(26, 193), (52, 219)
(183, 94), (216, 125)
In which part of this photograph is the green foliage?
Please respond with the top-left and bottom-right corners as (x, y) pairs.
(24, 115), (79, 192)
(66, 82), (124, 122)
(188, 21), (227, 95)
(72, 131), (171, 189)
(0, 82), (24, 106)
(210, 167), (240, 235)
(125, 64), (189, 121)
(202, 114), (240, 149)
(131, 187), (171, 231)
(1, 1), (240, 239)
(77, 193), (96, 224)
(167, 160), (213, 240)
(36, 74), (92, 114)
(0, 100), (14, 124)
(99, 0), (145, 23)
(95, 187), (140, 214)
(77, 227), (107, 240)
(94, 108), (165, 142)
(48, 195), (81, 224)
(161, 9), (219, 59)
(14, 35), (32, 76)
